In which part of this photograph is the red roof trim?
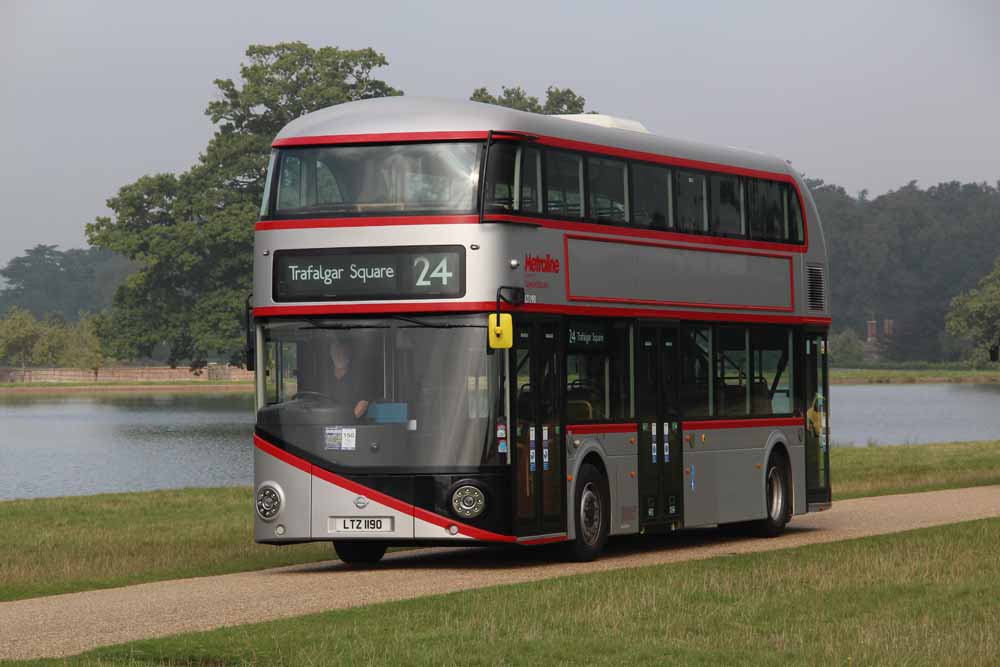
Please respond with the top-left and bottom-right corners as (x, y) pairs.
(257, 214), (479, 231)
(253, 301), (832, 326)
(272, 131), (489, 147)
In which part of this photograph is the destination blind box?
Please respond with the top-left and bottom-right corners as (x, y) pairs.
(272, 245), (465, 302)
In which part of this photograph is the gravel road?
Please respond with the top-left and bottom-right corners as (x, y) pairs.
(2, 485), (999, 661)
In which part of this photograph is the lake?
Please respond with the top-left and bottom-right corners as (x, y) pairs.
(1, 383), (999, 500)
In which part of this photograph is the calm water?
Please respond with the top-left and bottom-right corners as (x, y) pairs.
(0, 393), (254, 500)
(1, 384), (999, 500)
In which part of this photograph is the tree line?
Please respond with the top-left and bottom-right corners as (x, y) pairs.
(0, 41), (996, 369)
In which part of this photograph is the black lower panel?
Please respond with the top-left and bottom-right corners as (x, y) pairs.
(341, 470), (513, 537)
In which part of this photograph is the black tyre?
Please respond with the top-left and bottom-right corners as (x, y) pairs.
(334, 541), (386, 566)
(752, 452), (791, 537)
(565, 463), (610, 562)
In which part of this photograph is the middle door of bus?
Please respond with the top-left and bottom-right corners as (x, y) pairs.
(512, 320), (566, 537)
(636, 324), (684, 527)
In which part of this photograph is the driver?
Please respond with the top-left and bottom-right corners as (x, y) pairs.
(326, 340), (371, 419)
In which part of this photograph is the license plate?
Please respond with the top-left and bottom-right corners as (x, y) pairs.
(331, 517), (393, 532)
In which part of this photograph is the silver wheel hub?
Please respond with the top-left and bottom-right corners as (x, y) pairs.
(579, 482), (603, 546)
(767, 467), (784, 520)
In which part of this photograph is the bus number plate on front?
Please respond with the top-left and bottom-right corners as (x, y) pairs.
(331, 517), (393, 533)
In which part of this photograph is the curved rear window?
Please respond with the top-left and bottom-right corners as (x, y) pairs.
(270, 142), (481, 218)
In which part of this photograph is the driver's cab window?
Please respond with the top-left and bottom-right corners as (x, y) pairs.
(565, 321), (631, 422)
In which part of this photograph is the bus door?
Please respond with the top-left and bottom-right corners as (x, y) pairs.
(803, 332), (831, 506)
(512, 320), (566, 536)
(637, 324), (684, 527)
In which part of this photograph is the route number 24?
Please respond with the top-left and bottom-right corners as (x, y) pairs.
(413, 256), (453, 286)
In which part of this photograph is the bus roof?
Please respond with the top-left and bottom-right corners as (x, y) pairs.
(275, 97), (795, 179)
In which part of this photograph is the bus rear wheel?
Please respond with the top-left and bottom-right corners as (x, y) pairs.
(752, 452), (790, 537)
(565, 463), (610, 562)
(334, 541), (386, 566)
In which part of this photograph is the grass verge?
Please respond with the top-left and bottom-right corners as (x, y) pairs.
(830, 367), (1000, 385)
(832, 440), (1000, 500)
(3, 440), (998, 604)
(0, 488), (329, 602)
(19, 518), (1000, 666)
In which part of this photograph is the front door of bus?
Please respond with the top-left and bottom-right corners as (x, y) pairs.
(636, 324), (684, 527)
(512, 321), (565, 536)
(803, 332), (832, 505)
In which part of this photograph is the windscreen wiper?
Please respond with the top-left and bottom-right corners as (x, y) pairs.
(390, 315), (484, 329)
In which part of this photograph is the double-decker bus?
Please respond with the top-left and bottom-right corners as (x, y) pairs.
(250, 97), (831, 564)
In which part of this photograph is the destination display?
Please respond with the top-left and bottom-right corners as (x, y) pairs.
(273, 245), (465, 302)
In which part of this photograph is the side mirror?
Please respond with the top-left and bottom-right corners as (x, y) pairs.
(244, 294), (255, 371)
(488, 313), (513, 349)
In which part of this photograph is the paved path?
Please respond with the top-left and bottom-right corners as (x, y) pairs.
(2, 485), (999, 661)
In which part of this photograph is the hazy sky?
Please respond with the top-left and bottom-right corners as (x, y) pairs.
(2, 0), (998, 266)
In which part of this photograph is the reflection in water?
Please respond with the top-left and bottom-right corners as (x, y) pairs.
(0, 393), (253, 500)
(1, 384), (999, 500)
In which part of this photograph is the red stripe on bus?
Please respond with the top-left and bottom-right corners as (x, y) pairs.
(253, 301), (832, 326)
(519, 535), (569, 545)
(567, 423), (636, 435)
(254, 434), (517, 543)
(272, 131), (489, 147)
(485, 214), (807, 253)
(563, 233), (795, 312)
(681, 417), (803, 430)
(253, 434), (312, 474)
(256, 215), (479, 231)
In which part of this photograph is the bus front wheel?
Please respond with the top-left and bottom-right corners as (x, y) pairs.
(565, 463), (610, 562)
(334, 541), (386, 566)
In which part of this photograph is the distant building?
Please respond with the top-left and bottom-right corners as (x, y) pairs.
(863, 318), (894, 361)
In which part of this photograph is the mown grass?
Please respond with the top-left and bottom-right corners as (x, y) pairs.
(832, 440), (1000, 499)
(830, 367), (1000, 385)
(0, 488), (330, 602)
(20, 518), (1000, 666)
(3, 440), (998, 604)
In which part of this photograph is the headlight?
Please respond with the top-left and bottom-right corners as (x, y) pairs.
(256, 484), (282, 521)
(451, 485), (486, 519)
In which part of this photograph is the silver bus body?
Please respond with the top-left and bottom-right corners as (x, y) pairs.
(252, 97), (831, 556)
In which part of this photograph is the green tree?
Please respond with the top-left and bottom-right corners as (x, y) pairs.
(30, 316), (72, 367)
(946, 257), (1000, 362)
(61, 314), (108, 379)
(0, 307), (42, 369)
(0, 245), (131, 319)
(471, 85), (588, 114)
(828, 328), (865, 367)
(86, 43), (401, 369)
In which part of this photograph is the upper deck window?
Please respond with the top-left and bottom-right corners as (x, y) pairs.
(270, 142), (480, 218)
(544, 151), (583, 218)
(631, 163), (671, 229)
(674, 171), (708, 233)
(587, 157), (628, 224)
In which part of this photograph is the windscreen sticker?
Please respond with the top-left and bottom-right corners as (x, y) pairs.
(325, 427), (357, 451)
